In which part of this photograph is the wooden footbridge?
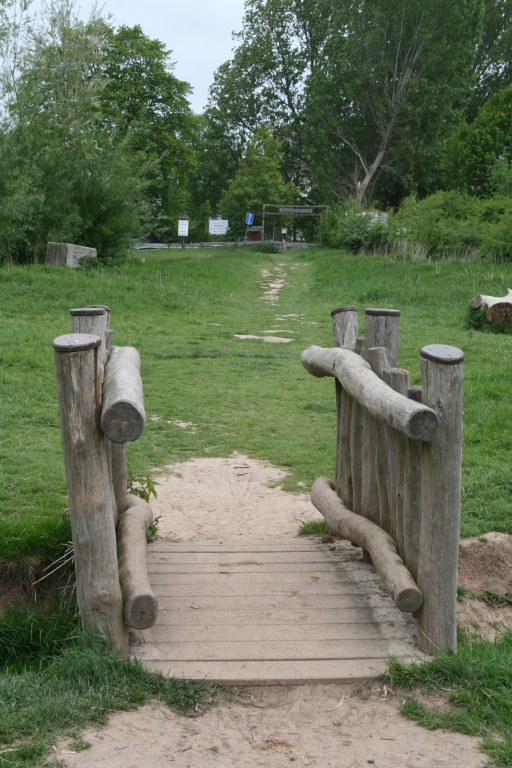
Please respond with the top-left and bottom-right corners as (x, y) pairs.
(137, 536), (418, 684)
(53, 304), (463, 685)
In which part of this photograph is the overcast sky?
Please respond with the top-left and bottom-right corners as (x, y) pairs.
(64, 0), (246, 113)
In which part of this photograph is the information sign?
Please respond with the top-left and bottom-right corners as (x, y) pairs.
(245, 212), (255, 226)
(208, 219), (229, 235)
(178, 219), (189, 237)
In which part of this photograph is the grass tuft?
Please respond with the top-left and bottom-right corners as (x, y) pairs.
(298, 519), (326, 536)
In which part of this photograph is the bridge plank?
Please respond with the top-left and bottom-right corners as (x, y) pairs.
(139, 537), (419, 684)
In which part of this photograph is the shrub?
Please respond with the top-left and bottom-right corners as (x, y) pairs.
(319, 201), (388, 251)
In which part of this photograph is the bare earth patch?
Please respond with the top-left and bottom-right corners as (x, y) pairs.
(49, 454), (508, 767)
(457, 531), (512, 639)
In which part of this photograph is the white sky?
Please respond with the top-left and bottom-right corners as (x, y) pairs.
(52, 0), (246, 113)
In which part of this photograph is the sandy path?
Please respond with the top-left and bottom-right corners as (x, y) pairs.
(53, 455), (486, 768)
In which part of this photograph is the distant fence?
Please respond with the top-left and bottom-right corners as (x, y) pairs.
(53, 307), (157, 652)
(302, 307), (464, 654)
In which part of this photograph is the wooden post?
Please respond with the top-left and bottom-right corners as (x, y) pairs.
(416, 344), (464, 654)
(360, 309), (400, 527)
(70, 307), (109, 366)
(53, 333), (127, 652)
(70, 307), (118, 525)
(403, 386), (423, 582)
(331, 308), (358, 510)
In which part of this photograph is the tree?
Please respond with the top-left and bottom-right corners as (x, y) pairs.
(0, 0), (145, 262)
(203, 0), (326, 207)
(100, 25), (196, 239)
(469, 0), (512, 119)
(304, 0), (483, 206)
(443, 83), (512, 196)
(219, 129), (298, 238)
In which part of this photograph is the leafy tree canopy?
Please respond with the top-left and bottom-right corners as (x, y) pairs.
(443, 83), (512, 196)
(219, 128), (298, 237)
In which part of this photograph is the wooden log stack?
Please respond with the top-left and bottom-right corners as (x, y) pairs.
(302, 307), (464, 655)
(54, 307), (157, 652)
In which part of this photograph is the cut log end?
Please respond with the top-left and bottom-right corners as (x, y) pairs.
(125, 593), (158, 630)
(487, 302), (512, 326)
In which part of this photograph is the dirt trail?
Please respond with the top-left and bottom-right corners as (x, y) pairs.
(52, 454), (502, 768)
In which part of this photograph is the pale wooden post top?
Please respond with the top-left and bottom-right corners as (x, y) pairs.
(365, 308), (401, 317)
(420, 344), (464, 365)
(69, 307), (106, 318)
(330, 306), (358, 316)
(53, 333), (101, 352)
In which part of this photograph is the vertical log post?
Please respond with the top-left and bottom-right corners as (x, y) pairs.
(70, 307), (118, 525)
(416, 344), (464, 654)
(366, 347), (393, 538)
(53, 333), (127, 652)
(360, 310), (400, 528)
(331, 307), (358, 512)
(403, 386), (423, 582)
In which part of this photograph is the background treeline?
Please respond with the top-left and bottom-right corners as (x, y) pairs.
(1, 0), (512, 262)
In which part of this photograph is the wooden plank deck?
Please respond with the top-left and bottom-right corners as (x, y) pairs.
(136, 537), (420, 685)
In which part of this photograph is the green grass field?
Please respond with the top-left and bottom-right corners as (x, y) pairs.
(1, 245), (512, 766)
(1, 246), (511, 562)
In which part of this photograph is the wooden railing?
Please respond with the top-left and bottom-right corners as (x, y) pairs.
(302, 307), (464, 654)
(53, 307), (157, 652)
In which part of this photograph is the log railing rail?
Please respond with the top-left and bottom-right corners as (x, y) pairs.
(302, 307), (464, 654)
(53, 307), (157, 652)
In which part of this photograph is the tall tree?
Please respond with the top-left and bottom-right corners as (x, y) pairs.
(305, 0), (483, 206)
(0, 1), (145, 262)
(443, 83), (512, 196)
(469, 0), (512, 119)
(218, 128), (298, 238)
(100, 25), (196, 239)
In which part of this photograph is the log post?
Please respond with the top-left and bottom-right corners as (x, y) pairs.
(416, 344), (464, 654)
(366, 347), (393, 537)
(70, 307), (109, 367)
(360, 310), (401, 528)
(53, 333), (127, 652)
(331, 307), (358, 511)
(101, 346), (146, 443)
(111, 442), (128, 515)
(117, 495), (158, 629)
(70, 307), (118, 525)
(311, 477), (423, 613)
(403, 386), (423, 582)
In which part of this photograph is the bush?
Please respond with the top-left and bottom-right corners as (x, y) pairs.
(319, 201), (388, 251)
(389, 191), (482, 258)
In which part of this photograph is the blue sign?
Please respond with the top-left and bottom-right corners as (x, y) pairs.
(245, 212), (254, 226)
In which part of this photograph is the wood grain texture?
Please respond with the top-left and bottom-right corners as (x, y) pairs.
(101, 346), (145, 443)
(137, 537), (420, 684)
(301, 346), (438, 441)
(53, 333), (127, 652)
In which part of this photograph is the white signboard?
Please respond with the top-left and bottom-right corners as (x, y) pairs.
(209, 219), (229, 235)
(178, 219), (189, 237)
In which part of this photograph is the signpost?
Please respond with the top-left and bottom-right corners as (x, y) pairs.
(244, 212), (254, 242)
(178, 218), (189, 248)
